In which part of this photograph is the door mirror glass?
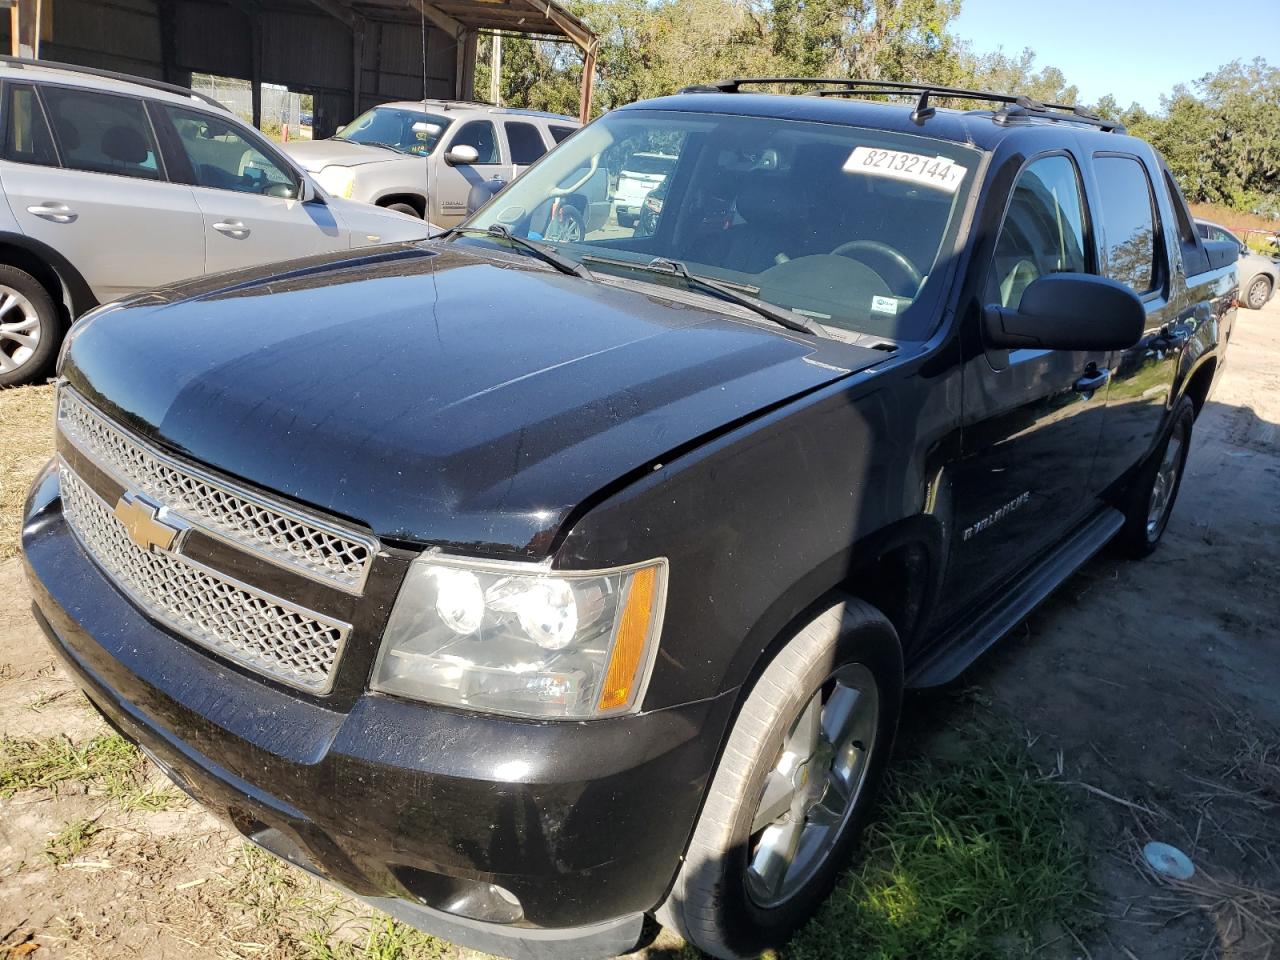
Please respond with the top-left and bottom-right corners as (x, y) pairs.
(445, 144), (481, 166)
(983, 273), (1145, 351)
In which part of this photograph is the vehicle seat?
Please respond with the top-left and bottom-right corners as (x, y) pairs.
(101, 125), (148, 170)
(716, 172), (799, 272)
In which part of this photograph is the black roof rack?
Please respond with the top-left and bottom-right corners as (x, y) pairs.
(0, 56), (230, 113)
(678, 77), (1125, 133)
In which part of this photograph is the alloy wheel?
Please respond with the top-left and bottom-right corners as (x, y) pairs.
(1146, 424), (1185, 540)
(746, 663), (879, 909)
(1247, 277), (1270, 310)
(0, 286), (42, 376)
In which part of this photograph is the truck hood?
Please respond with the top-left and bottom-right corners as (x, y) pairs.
(64, 243), (882, 558)
(282, 138), (398, 172)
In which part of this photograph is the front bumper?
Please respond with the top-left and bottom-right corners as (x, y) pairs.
(21, 465), (733, 959)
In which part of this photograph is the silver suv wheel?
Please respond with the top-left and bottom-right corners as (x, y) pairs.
(0, 285), (42, 376)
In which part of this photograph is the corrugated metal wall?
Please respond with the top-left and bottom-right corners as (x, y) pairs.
(4, 0), (460, 133)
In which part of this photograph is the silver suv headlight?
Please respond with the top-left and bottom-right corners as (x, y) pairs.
(371, 555), (667, 719)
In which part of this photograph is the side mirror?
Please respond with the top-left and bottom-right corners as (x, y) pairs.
(983, 273), (1144, 351)
(445, 144), (480, 166)
(298, 178), (319, 203)
(466, 177), (507, 214)
(335, 124), (346, 135)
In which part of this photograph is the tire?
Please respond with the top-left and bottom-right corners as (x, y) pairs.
(385, 202), (422, 219)
(658, 597), (903, 959)
(548, 204), (584, 242)
(1244, 275), (1272, 310)
(1116, 395), (1194, 558)
(0, 264), (61, 388)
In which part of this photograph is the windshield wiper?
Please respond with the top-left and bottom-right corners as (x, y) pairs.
(582, 256), (820, 336)
(357, 140), (403, 154)
(449, 225), (595, 280)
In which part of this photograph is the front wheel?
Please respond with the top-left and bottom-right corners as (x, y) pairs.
(658, 598), (903, 959)
(385, 202), (422, 218)
(0, 265), (61, 388)
(1116, 395), (1194, 557)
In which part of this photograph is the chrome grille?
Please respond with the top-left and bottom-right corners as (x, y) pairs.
(60, 467), (349, 692)
(57, 389), (375, 592)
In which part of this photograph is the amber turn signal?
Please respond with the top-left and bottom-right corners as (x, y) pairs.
(598, 565), (660, 712)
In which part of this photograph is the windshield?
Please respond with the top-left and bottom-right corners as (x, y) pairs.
(461, 109), (980, 340)
(337, 107), (451, 155)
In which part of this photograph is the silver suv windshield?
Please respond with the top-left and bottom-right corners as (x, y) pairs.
(336, 106), (451, 155)
(461, 109), (980, 340)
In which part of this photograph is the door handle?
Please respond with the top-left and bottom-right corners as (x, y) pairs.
(213, 220), (251, 239)
(1073, 365), (1111, 395)
(1155, 324), (1191, 349)
(27, 202), (77, 223)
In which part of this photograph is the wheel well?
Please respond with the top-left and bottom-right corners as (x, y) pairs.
(842, 542), (932, 649)
(0, 241), (73, 323)
(376, 194), (426, 217)
(1183, 359), (1217, 418)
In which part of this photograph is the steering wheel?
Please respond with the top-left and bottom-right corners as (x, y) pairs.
(830, 240), (923, 295)
(550, 153), (599, 197)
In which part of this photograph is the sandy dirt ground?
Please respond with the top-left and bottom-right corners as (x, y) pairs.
(1, 303), (1277, 959)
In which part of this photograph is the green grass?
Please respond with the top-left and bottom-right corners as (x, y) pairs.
(784, 744), (1089, 960)
(303, 918), (450, 960)
(0, 733), (139, 797)
(45, 816), (101, 864)
(0, 732), (179, 810)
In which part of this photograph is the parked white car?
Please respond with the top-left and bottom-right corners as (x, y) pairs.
(613, 152), (676, 228)
(0, 57), (433, 387)
(283, 101), (580, 226)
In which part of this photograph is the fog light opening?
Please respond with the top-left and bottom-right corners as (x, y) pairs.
(392, 865), (525, 924)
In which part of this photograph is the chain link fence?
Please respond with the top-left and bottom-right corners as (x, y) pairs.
(190, 74), (306, 138)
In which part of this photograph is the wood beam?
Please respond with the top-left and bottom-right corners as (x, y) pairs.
(536, 3), (594, 53)
(578, 41), (595, 123)
(406, 0), (464, 41)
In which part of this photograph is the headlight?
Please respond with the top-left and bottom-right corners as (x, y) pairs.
(315, 165), (356, 199)
(371, 556), (667, 720)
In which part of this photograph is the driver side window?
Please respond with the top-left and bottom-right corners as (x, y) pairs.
(450, 121), (499, 164)
(163, 106), (297, 197)
(988, 155), (1088, 309)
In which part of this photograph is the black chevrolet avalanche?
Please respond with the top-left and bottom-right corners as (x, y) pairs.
(22, 80), (1237, 960)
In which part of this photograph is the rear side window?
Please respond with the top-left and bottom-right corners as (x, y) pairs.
(504, 122), (548, 165)
(987, 154), (1089, 309)
(1094, 155), (1160, 295)
(548, 124), (577, 144)
(40, 85), (163, 181)
(450, 121), (499, 164)
(2, 84), (58, 167)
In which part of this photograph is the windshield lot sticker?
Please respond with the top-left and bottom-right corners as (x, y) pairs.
(845, 147), (967, 193)
(871, 295), (899, 314)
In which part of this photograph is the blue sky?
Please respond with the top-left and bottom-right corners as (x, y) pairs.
(953, 0), (1280, 110)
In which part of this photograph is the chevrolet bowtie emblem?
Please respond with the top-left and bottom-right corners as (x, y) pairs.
(113, 492), (186, 554)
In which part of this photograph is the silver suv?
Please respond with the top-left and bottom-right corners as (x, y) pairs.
(282, 101), (579, 226)
(0, 58), (432, 387)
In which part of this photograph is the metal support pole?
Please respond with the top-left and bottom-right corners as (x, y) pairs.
(352, 17), (365, 119)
